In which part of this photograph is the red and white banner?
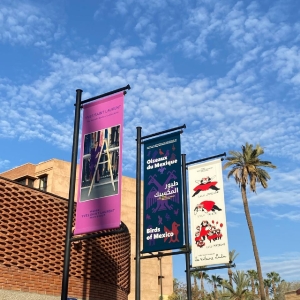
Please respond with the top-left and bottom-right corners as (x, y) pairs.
(74, 92), (124, 235)
(188, 159), (229, 267)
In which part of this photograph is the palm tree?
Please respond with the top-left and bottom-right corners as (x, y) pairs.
(255, 281), (260, 298)
(222, 279), (230, 293)
(227, 250), (239, 286)
(223, 143), (276, 300)
(200, 271), (209, 298)
(264, 279), (272, 300)
(208, 274), (223, 300)
(266, 272), (281, 298)
(191, 270), (199, 289)
(247, 270), (258, 296)
(222, 270), (251, 300)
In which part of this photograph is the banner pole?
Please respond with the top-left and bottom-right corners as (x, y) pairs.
(182, 154), (192, 300)
(61, 89), (82, 300)
(135, 126), (142, 300)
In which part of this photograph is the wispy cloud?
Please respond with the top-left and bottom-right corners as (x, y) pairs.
(237, 252), (300, 281)
(0, 0), (60, 47)
(0, 159), (10, 170)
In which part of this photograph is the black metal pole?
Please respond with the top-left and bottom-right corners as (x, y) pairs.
(61, 89), (82, 300)
(135, 127), (142, 300)
(182, 154), (192, 300)
(158, 256), (163, 300)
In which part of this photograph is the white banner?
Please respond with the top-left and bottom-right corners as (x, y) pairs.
(188, 159), (229, 267)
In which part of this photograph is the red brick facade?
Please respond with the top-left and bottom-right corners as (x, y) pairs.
(0, 177), (131, 299)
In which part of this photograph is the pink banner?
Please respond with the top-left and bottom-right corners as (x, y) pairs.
(74, 92), (124, 235)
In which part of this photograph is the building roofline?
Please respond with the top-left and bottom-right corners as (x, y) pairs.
(0, 175), (69, 202)
(0, 162), (36, 175)
(36, 158), (71, 165)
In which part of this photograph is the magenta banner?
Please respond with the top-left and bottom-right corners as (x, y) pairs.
(74, 92), (124, 235)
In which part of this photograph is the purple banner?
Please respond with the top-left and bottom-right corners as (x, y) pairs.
(74, 92), (124, 235)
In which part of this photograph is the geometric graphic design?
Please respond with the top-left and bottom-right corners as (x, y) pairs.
(143, 132), (184, 252)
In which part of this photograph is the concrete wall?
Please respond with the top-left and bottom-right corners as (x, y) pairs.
(0, 290), (61, 300)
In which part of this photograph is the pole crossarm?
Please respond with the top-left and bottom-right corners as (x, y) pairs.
(186, 152), (226, 167)
(140, 124), (186, 141)
(138, 250), (187, 260)
(80, 84), (131, 105)
(70, 221), (129, 242)
(190, 263), (236, 272)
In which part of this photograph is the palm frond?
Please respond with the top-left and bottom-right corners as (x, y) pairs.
(256, 160), (276, 168)
(224, 143), (276, 193)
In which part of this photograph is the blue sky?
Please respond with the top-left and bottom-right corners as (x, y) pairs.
(0, 0), (299, 284)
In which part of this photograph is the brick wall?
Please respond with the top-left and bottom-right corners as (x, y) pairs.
(0, 163), (36, 180)
(0, 177), (131, 300)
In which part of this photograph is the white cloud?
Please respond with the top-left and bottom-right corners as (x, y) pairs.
(0, 0), (299, 184)
(270, 212), (300, 222)
(227, 221), (240, 227)
(238, 252), (300, 281)
(0, 0), (60, 46)
(0, 159), (10, 170)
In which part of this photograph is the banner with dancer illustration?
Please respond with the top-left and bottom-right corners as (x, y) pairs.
(74, 92), (124, 235)
(143, 132), (184, 252)
(188, 159), (229, 267)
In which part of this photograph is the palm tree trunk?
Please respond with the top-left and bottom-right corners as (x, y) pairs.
(241, 184), (266, 300)
(265, 285), (269, 299)
(200, 273), (205, 298)
(214, 284), (217, 300)
(194, 275), (197, 288)
(251, 279), (255, 295)
(228, 268), (233, 286)
(272, 281), (276, 298)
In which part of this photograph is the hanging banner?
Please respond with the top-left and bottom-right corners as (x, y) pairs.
(188, 159), (229, 267)
(74, 92), (124, 235)
(143, 132), (184, 252)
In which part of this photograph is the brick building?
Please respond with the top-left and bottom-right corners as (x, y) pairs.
(0, 159), (173, 300)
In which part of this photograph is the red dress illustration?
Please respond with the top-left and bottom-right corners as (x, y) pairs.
(194, 200), (222, 213)
(192, 177), (220, 197)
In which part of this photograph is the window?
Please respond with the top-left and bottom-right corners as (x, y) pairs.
(28, 179), (34, 188)
(16, 177), (35, 187)
(16, 178), (26, 186)
(39, 175), (48, 192)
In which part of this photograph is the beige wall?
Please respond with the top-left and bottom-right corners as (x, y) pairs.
(0, 160), (173, 300)
(285, 291), (300, 300)
(121, 176), (173, 300)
